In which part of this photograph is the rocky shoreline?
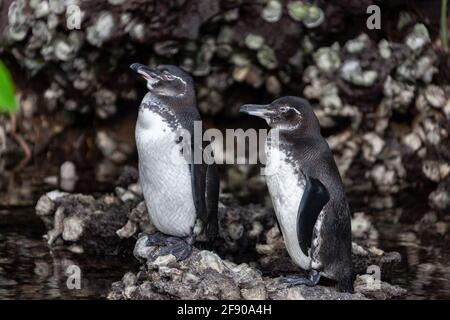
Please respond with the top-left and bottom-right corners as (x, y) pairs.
(34, 170), (406, 300)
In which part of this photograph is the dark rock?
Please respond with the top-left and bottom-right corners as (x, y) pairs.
(108, 234), (405, 300)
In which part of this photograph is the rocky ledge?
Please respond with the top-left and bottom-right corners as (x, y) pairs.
(34, 168), (406, 300)
(107, 234), (405, 300)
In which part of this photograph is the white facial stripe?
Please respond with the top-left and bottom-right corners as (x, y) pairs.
(172, 75), (187, 97)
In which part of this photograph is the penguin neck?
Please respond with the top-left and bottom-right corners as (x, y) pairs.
(277, 129), (321, 144)
(268, 131), (323, 161)
(144, 91), (196, 110)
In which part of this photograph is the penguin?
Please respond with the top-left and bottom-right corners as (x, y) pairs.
(130, 63), (219, 260)
(240, 96), (354, 292)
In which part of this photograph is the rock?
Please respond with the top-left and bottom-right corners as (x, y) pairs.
(244, 34), (264, 50)
(150, 254), (177, 269)
(402, 132), (422, 152)
(115, 187), (138, 202)
(36, 189), (136, 255)
(424, 85), (446, 109)
(266, 76), (282, 96)
(116, 220), (138, 239)
(241, 285), (267, 300)
(95, 89), (117, 119)
(422, 161), (450, 182)
(287, 2), (324, 28)
(257, 45), (278, 70)
(110, 234), (403, 300)
(60, 161), (78, 192)
(378, 39), (392, 59)
(314, 44), (341, 73)
(341, 59), (378, 87)
(287, 1), (309, 22)
(351, 212), (379, 244)
(96, 131), (117, 159)
(62, 216), (84, 242)
(115, 166), (139, 187)
(44, 206), (65, 245)
(32, 187), (407, 300)
(60, 161), (77, 180)
(429, 180), (450, 210)
(405, 23), (430, 51)
(35, 195), (55, 216)
(199, 251), (224, 274)
(87, 12), (115, 47)
(362, 133), (385, 162)
(261, 0), (282, 23)
(355, 274), (407, 300)
(345, 34), (369, 53)
(122, 272), (137, 287)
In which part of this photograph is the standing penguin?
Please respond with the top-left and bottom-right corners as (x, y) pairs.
(240, 96), (354, 292)
(130, 63), (219, 260)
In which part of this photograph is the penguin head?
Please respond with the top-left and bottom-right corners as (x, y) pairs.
(240, 96), (321, 135)
(130, 63), (194, 99)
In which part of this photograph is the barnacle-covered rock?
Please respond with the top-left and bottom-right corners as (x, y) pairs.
(287, 1), (324, 28)
(428, 179), (450, 211)
(108, 234), (404, 300)
(96, 131), (133, 164)
(422, 161), (450, 183)
(35, 188), (138, 255)
(383, 76), (415, 112)
(313, 43), (341, 73)
(405, 23), (430, 52)
(261, 0), (282, 23)
(87, 12), (115, 47)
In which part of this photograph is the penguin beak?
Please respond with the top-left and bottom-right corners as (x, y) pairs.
(239, 104), (273, 119)
(130, 63), (161, 81)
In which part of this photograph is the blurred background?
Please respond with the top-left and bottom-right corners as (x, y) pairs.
(0, 0), (449, 299)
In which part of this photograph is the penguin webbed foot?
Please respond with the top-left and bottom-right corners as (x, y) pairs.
(159, 236), (193, 261)
(280, 270), (321, 287)
(144, 232), (193, 261)
(145, 231), (169, 246)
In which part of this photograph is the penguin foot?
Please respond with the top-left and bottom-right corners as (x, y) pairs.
(145, 232), (169, 246)
(159, 237), (193, 261)
(280, 270), (321, 287)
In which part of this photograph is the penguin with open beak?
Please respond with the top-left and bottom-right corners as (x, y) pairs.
(130, 63), (219, 260)
(240, 96), (354, 292)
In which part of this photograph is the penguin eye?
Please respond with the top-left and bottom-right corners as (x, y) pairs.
(279, 106), (290, 113)
(162, 71), (175, 81)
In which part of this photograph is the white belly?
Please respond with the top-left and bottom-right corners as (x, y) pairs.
(265, 140), (311, 270)
(135, 109), (196, 237)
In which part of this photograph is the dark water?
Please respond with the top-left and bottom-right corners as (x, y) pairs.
(1, 205), (449, 299)
(0, 207), (138, 299)
(374, 209), (450, 300)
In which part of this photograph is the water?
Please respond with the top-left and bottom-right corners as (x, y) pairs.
(0, 207), (138, 300)
(1, 205), (449, 299)
(375, 209), (450, 300)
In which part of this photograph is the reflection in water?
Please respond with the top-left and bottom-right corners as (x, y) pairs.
(373, 208), (450, 300)
(0, 208), (138, 299)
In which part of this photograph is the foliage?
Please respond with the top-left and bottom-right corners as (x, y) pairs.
(0, 60), (17, 113)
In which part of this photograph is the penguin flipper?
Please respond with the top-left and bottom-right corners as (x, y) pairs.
(189, 127), (208, 224)
(297, 175), (330, 256)
(205, 162), (220, 242)
(191, 162), (207, 223)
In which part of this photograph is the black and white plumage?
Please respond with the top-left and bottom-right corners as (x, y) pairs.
(240, 96), (354, 292)
(131, 63), (219, 260)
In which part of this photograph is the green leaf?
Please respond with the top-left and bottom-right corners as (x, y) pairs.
(0, 60), (17, 113)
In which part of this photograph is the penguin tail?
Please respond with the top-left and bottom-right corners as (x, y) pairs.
(205, 217), (218, 247)
(336, 269), (355, 293)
